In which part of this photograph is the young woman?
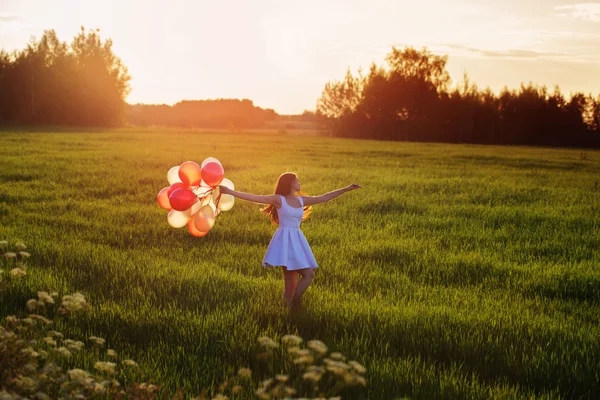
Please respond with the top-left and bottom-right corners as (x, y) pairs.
(218, 172), (361, 308)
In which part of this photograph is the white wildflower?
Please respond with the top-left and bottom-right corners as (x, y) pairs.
(37, 292), (54, 304)
(94, 361), (116, 375)
(349, 360), (367, 374)
(307, 340), (328, 355)
(122, 359), (138, 367)
(54, 347), (72, 357)
(67, 369), (90, 381)
(257, 336), (278, 349)
(10, 268), (26, 278)
(281, 334), (303, 346)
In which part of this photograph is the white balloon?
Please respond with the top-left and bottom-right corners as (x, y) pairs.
(212, 178), (234, 203)
(217, 194), (235, 212)
(167, 166), (182, 185)
(201, 157), (222, 168)
(190, 200), (202, 216)
(167, 208), (191, 228)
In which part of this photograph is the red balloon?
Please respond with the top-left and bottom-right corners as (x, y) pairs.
(157, 187), (171, 210)
(168, 182), (188, 197)
(179, 161), (202, 186)
(187, 218), (209, 237)
(169, 188), (197, 211)
(201, 162), (224, 187)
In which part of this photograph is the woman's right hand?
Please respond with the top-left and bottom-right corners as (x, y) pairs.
(218, 185), (232, 195)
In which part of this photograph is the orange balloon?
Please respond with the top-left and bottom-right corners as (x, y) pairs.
(187, 218), (209, 237)
(157, 187), (171, 210)
(179, 161), (202, 186)
(201, 162), (224, 187)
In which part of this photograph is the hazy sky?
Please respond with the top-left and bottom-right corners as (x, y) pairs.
(2, 0), (600, 113)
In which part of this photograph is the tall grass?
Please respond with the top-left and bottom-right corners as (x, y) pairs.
(1, 129), (599, 399)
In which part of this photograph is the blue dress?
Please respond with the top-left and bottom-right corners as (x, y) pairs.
(262, 195), (318, 270)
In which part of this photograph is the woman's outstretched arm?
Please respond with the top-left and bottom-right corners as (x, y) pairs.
(302, 184), (361, 206)
(219, 186), (280, 206)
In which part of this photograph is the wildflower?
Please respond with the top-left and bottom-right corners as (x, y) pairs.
(26, 299), (39, 312)
(16, 242), (27, 251)
(257, 336), (278, 349)
(275, 374), (289, 382)
(21, 347), (40, 358)
(107, 349), (117, 358)
(255, 388), (269, 400)
(303, 371), (322, 383)
(42, 337), (57, 347)
(349, 360), (367, 374)
(18, 251), (31, 259)
(67, 369), (90, 381)
(94, 361), (116, 375)
(307, 340), (328, 355)
(0, 240), (8, 249)
(54, 347), (72, 357)
(37, 292), (54, 304)
(60, 292), (88, 314)
(10, 268), (26, 278)
(89, 336), (105, 347)
(29, 314), (52, 326)
(63, 339), (84, 352)
(211, 395), (228, 400)
(287, 346), (300, 356)
(237, 367), (252, 377)
(92, 382), (106, 395)
(231, 385), (242, 394)
(281, 334), (303, 346)
(330, 352), (346, 361)
(33, 392), (50, 400)
(48, 330), (63, 339)
(122, 359), (138, 367)
(14, 375), (38, 392)
(293, 354), (314, 365)
(138, 383), (158, 392)
(0, 391), (16, 400)
(261, 378), (274, 389)
(4, 252), (17, 259)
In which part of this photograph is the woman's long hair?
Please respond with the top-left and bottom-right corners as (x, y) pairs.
(261, 172), (312, 225)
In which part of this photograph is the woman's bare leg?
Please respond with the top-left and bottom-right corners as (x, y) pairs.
(282, 269), (299, 303)
(290, 268), (315, 305)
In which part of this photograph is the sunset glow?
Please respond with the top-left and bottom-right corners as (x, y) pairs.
(2, 0), (600, 113)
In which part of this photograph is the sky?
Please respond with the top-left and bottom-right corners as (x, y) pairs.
(1, 0), (600, 114)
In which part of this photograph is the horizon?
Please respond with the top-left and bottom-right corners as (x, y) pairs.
(2, 0), (600, 114)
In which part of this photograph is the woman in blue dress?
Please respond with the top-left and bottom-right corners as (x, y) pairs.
(219, 172), (360, 307)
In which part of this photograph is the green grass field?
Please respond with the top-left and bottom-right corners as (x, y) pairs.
(1, 129), (599, 399)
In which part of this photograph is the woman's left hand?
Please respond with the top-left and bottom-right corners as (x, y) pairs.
(347, 183), (361, 191)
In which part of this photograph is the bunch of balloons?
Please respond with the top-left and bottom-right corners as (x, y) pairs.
(156, 157), (235, 237)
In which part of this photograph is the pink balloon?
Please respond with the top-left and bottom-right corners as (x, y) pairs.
(201, 162), (224, 187)
(157, 187), (171, 210)
(178, 161), (202, 186)
(169, 188), (197, 211)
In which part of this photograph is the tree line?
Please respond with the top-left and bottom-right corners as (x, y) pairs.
(2, 29), (599, 148)
(316, 47), (600, 148)
(128, 100), (277, 129)
(0, 28), (131, 127)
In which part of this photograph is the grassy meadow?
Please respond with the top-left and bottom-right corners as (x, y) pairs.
(1, 129), (599, 399)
